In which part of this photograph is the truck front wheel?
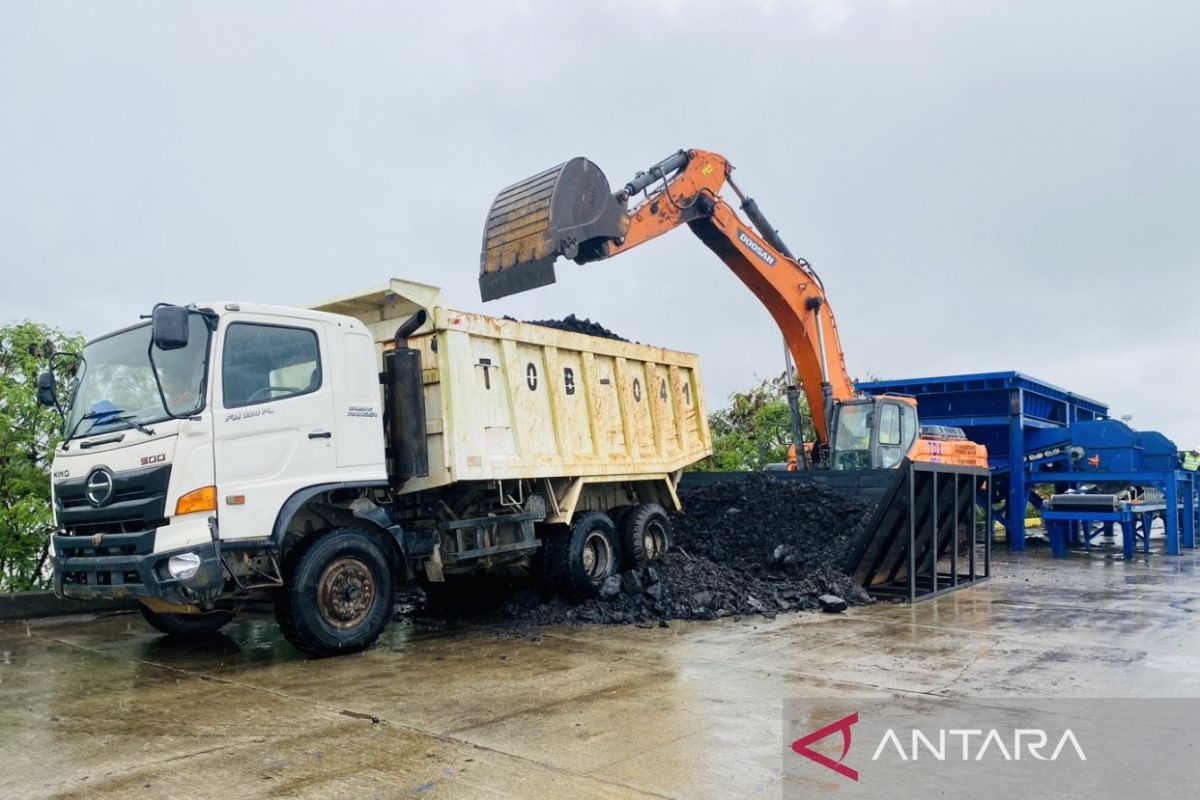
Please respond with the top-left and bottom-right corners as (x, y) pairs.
(275, 528), (395, 657)
(139, 604), (233, 636)
(545, 512), (622, 599)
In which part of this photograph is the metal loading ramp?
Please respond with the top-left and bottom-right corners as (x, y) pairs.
(845, 461), (991, 602)
(679, 461), (990, 603)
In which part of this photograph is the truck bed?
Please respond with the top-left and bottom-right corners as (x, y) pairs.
(311, 279), (712, 493)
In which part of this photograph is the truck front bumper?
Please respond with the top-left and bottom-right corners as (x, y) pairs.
(52, 529), (224, 605)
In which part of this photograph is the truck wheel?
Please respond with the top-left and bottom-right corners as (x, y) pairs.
(275, 528), (395, 658)
(620, 503), (672, 569)
(545, 512), (621, 599)
(139, 603), (233, 636)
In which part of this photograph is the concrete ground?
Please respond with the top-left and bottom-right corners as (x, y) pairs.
(3, 539), (1200, 800)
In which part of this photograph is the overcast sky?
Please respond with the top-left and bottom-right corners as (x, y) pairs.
(3, 2), (1198, 443)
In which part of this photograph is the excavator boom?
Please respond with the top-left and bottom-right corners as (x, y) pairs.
(480, 149), (853, 443)
(478, 148), (987, 470)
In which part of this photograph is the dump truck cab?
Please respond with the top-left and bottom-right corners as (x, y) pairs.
(45, 302), (387, 607)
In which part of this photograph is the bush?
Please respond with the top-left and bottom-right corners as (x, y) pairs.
(0, 321), (82, 591)
(695, 374), (814, 472)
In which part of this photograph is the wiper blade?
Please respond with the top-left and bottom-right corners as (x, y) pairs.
(105, 413), (156, 437)
(65, 407), (129, 444)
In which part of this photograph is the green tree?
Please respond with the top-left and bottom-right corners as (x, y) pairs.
(695, 374), (815, 471)
(0, 321), (83, 591)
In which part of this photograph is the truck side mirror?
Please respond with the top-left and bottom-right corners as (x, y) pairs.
(152, 305), (189, 351)
(36, 370), (57, 407)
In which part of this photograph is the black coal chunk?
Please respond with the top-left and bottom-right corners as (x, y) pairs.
(522, 314), (628, 341)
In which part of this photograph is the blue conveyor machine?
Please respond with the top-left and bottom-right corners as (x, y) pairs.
(1024, 420), (1194, 558)
(857, 372), (1195, 558)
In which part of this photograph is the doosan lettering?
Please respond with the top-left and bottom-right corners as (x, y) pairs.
(737, 229), (776, 266)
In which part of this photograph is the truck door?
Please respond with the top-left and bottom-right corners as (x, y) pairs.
(213, 317), (336, 541)
(331, 329), (388, 479)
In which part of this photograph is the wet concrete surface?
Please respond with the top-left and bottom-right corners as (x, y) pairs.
(4, 542), (1200, 799)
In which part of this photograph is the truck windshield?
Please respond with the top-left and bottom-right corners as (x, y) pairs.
(832, 403), (872, 470)
(65, 315), (212, 441)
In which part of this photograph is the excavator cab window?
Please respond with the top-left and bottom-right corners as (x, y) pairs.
(832, 402), (872, 470)
(874, 402), (905, 469)
(877, 404), (900, 445)
(899, 403), (918, 454)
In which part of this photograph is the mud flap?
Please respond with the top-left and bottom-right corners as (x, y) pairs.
(424, 544), (445, 583)
(479, 157), (629, 301)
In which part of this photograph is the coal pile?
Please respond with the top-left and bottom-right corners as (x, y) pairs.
(672, 474), (875, 579)
(523, 314), (628, 341)
(411, 475), (877, 630)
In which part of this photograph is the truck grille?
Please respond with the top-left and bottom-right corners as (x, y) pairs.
(58, 488), (155, 510)
(54, 464), (172, 537)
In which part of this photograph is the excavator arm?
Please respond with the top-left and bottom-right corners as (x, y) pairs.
(479, 148), (855, 444)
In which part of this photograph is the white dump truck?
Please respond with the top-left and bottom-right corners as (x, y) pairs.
(38, 279), (711, 655)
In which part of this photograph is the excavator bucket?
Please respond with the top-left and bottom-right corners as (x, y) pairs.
(479, 157), (629, 302)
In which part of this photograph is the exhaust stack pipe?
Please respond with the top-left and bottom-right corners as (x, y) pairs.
(384, 309), (430, 481)
(393, 309), (427, 346)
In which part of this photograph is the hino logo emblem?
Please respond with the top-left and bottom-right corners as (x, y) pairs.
(85, 468), (115, 507)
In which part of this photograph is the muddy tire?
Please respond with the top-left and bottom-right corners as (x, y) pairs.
(275, 527), (395, 658)
(620, 503), (671, 569)
(544, 512), (621, 599)
(139, 604), (233, 636)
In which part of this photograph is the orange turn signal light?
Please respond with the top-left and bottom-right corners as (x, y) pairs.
(175, 485), (217, 516)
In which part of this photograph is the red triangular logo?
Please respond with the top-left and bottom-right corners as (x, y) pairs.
(791, 712), (859, 781)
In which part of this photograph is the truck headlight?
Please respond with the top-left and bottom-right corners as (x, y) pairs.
(167, 552), (202, 580)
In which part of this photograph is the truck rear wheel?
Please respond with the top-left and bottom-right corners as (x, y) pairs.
(139, 604), (233, 636)
(620, 503), (672, 569)
(545, 512), (621, 599)
(275, 527), (395, 658)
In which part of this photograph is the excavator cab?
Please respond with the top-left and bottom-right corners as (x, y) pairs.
(829, 395), (988, 469)
(829, 396), (919, 471)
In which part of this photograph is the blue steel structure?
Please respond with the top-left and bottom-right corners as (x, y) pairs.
(858, 373), (1197, 556)
(857, 372), (1108, 549)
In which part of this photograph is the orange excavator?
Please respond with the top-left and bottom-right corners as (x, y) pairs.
(478, 148), (987, 471)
